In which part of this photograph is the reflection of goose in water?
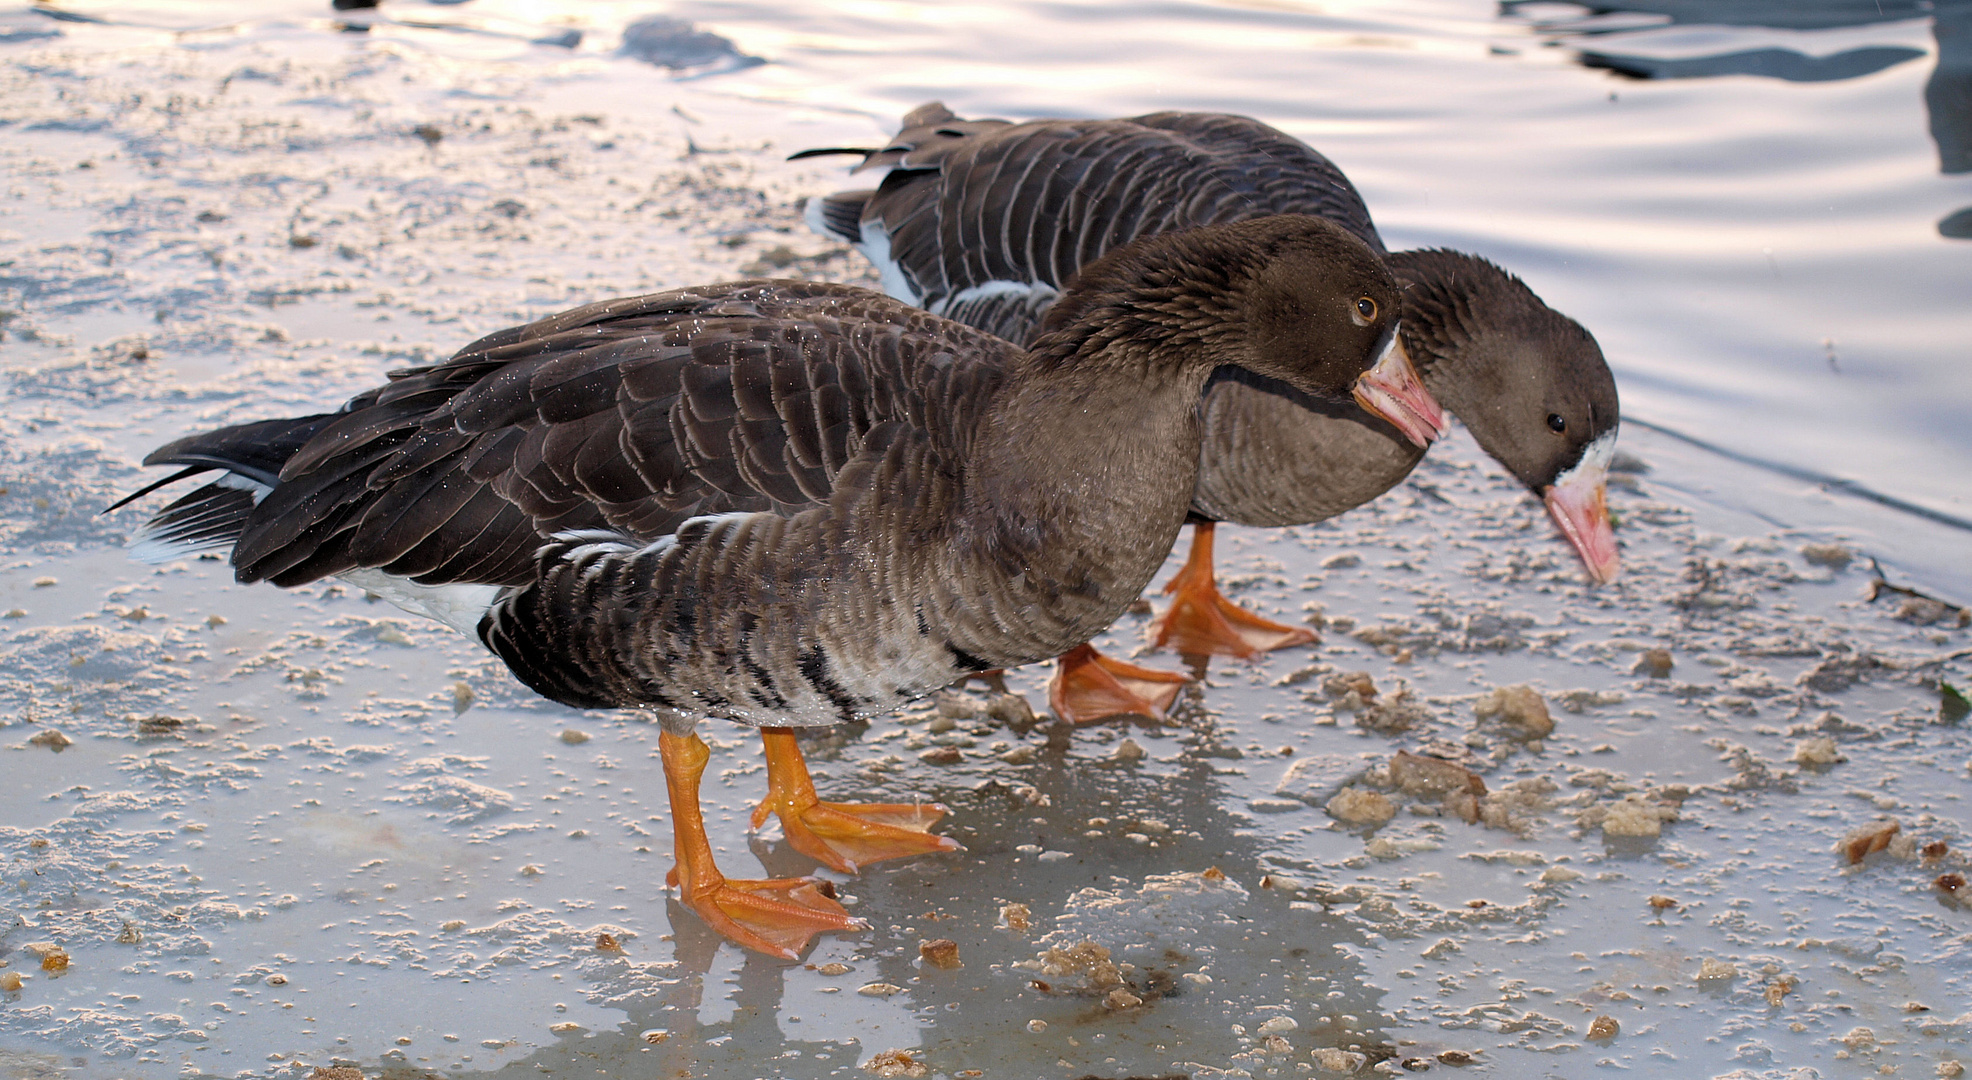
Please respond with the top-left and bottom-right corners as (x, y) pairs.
(1503, 0), (1972, 237)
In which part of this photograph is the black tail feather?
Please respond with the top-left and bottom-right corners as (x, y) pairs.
(103, 465), (211, 515)
(128, 481), (260, 561)
(787, 145), (877, 162)
(142, 413), (340, 486)
(814, 190), (872, 243)
(110, 413), (338, 513)
(113, 413), (340, 562)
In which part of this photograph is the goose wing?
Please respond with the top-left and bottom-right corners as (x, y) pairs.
(197, 281), (1011, 590)
(826, 109), (1385, 345)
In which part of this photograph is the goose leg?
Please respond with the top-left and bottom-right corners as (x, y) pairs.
(660, 729), (865, 960)
(1147, 521), (1317, 659)
(1046, 642), (1190, 724)
(750, 727), (961, 874)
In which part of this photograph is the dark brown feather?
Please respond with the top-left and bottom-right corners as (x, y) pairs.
(223, 283), (1010, 590)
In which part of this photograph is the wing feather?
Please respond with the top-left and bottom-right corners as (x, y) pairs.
(831, 108), (1387, 345)
(184, 282), (1015, 593)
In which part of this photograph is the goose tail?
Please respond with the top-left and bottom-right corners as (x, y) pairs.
(803, 189), (874, 244)
(110, 415), (337, 564)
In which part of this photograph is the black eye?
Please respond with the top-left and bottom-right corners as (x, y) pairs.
(1356, 297), (1377, 320)
(1547, 414), (1567, 433)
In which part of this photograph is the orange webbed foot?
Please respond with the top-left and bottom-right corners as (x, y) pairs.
(1147, 521), (1317, 660)
(661, 728), (867, 960)
(752, 796), (959, 875)
(1046, 642), (1189, 724)
(666, 868), (865, 961)
(753, 728), (961, 874)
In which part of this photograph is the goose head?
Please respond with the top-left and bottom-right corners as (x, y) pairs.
(1390, 249), (1623, 584)
(1037, 215), (1448, 427)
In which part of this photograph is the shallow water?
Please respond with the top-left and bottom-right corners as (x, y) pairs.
(0, 2), (1968, 1079)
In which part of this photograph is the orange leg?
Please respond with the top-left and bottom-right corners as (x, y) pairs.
(659, 730), (865, 960)
(1046, 642), (1190, 724)
(749, 727), (960, 874)
(1147, 521), (1318, 659)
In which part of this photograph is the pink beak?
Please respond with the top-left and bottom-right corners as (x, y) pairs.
(1544, 460), (1620, 584)
(1353, 334), (1450, 449)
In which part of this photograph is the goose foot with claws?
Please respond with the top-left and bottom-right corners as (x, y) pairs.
(1046, 642), (1190, 724)
(752, 727), (960, 874)
(663, 730), (865, 960)
(1148, 522), (1318, 659)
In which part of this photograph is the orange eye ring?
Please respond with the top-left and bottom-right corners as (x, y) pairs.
(1355, 297), (1378, 321)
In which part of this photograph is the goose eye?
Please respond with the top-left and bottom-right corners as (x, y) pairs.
(1547, 414), (1567, 433)
(1355, 297), (1377, 321)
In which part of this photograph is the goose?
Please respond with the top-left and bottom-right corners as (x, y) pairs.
(113, 216), (1429, 958)
(798, 104), (1620, 723)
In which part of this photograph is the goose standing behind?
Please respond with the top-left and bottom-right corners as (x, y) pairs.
(115, 216), (1423, 958)
(798, 104), (1621, 722)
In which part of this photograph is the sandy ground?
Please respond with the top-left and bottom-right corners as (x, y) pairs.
(1, 11), (1969, 1080)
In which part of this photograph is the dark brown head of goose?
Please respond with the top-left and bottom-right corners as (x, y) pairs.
(1390, 249), (1622, 583)
(1032, 215), (1443, 423)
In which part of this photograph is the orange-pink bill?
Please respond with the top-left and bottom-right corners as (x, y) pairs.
(1352, 333), (1450, 449)
(1544, 432), (1620, 584)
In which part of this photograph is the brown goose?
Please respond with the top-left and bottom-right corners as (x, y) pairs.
(799, 104), (1620, 722)
(114, 216), (1416, 958)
